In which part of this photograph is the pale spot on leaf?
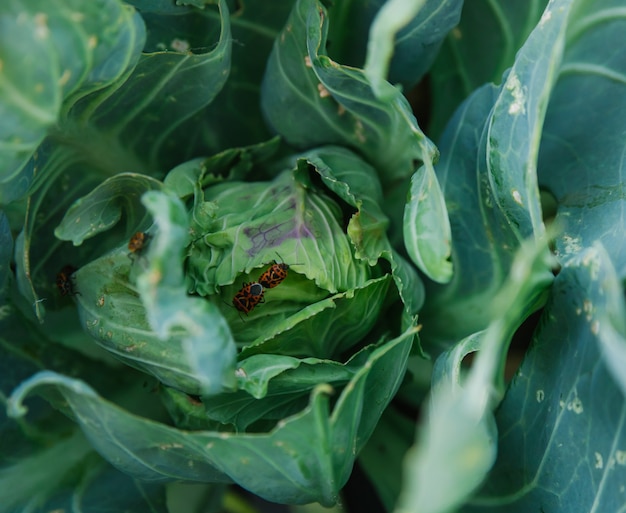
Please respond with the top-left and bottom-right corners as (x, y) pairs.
(58, 69), (72, 87)
(0, 305), (11, 320)
(595, 452), (603, 469)
(354, 119), (366, 143)
(505, 73), (526, 115)
(567, 396), (583, 414)
(512, 189), (523, 205)
(171, 38), (190, 52)
(317, 83), (330, 98)
(561, 234), (582, 255)
(34, 13), (49, 39)
(304, 55), (312, 67)
(540, 9), (552, 26)
(616, 450), (626, 465)
(536, 389), (544, 402)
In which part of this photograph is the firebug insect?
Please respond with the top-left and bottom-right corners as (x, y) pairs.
(232, 281), (265, 315)
(258, 254), (302, 289)
(56, 265), (78, 296)
(128, 231), (150, 256)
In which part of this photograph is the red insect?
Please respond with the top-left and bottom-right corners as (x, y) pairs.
(258, 255), (301, 289)
(56, 265), (78, 296)
(232, 281), (265, 315)
(128, 231), (150, 255)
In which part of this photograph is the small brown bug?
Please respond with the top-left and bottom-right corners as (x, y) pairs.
(258, 262), (289, 289)
(232, 282), (265, 315)
(128, 231), (150, 255)
(258, 254), (302, 289)
(56, 265), (78, 296)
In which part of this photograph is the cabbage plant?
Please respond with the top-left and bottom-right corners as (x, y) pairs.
(2, 0), (626, 512)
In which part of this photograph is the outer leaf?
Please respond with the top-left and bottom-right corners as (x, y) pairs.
(596, 252), (626, 397)
(0, 211), (12, 295)
(396, 234), (555, 513)
(421, 0), (573, 348)
(125, 0), (294, 155)
(261, 0), (437, 184)
(462, 245), (626, 512)
(194, 350), (372, 431)
(0, 295), (168, 512)
(329, 0), (461, 93)
(193, 1), (295, 153)
(538, 0), (626, 277)
(357, 406), (416, 512)
(403, 157), (453, 283)
(7, 371), (230, 484)
(8, 327), (415, 506)
(0, 0), (146, 193)
(0, 430), (93, 512)
(54, 173), (164, 245)
(363, 0), (462, 97)
(263, 0), (452, 281)
(7, 0), (232, 320)
(0, 429), (167, 513)
(364, 0), (429, 97)
(428, 0), (549, 139)
(486, 0), (573, 240)
(71, 213), (234, 395)
(419, 85), (505, 347)
(77, 0), (232, 173)
(137, 191), (237, 394)
(59, 461), (168, 513)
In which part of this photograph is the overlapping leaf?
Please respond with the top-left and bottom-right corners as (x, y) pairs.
(262, 0), (452, 283)
(428, 0), (549, 139)
(363, 0), (463, 98)
(395, 234), (554, 513)
(538, 0), (626, 277)
(261, 0), (437, 183)
(5, 0), (233, 321)
(8, 327), (415, 506)
(0, 211), (12, 296)
(461, 245), (626, 512)
(0, 291), (169, 512)
(0, 0), (146, 193)
(327, 0), (462, 95)
(54, 173), (163, 245)
(421, 0), (573, 348)
(73, 192), (236, 395)
(174, 348), (370, 431)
